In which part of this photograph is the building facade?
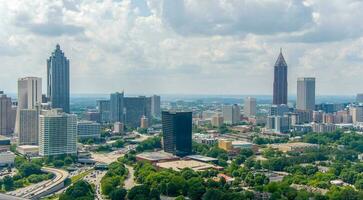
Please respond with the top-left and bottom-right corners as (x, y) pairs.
(39, 109), (77, 156)
(124, 96), (151, 128)
(47, 44), (70, 113)
(151, 95), (161, 118)
(110, 92), (124, 123)
(244, 97), (257, 117)
(273, 50), (288, 105)
(162, 111), (192, 157)
(97, 100), (110, 123)
(222, 104), (240, 124)
(0, 92), (12, 135)
(297, 77), (316, 111)
(77, 121), (101, 139)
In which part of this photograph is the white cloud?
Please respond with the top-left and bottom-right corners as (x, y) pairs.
(0, 0), (362, 96)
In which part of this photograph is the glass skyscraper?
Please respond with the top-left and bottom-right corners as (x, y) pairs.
(47, 44), (70, 113)
(273, 50), (288, 105)
(162, 111), (192, 157)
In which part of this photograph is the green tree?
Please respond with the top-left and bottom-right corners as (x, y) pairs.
(109, 188), (127, 200)
(3, 176), (14, 191)
(187, 177), (206, 200)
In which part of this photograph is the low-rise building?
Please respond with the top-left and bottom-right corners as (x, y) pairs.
(156, 160), (223, 172)
(0, 151), (15, 167)
(136, 151), (179, 163)
(270, 142), (318, 153)
(77, 121), (101, 139)
(0, 135), (11, 152)
(16, 145), (39, 156)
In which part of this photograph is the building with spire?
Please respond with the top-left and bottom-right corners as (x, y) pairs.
(47, 44), (70, 113)
(273, 49), (288, 105)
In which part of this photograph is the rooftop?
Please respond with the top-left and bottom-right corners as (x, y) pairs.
(136, 151), (179, 162)
(156, 160), (223, 172)
(185, 155), (218, 162)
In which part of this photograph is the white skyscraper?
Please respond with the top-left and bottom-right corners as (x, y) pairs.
(15, 77), (42, 144)
(244, 97), (257, 117)
(39, 109), (77, 156)
(222, 104), (240, 124)
(297, 77), (316, 111)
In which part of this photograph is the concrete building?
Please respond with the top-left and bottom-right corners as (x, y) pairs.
(357, 93), (363, 103)
(136, 151), (179, 163)
(77, 121), (101, 139)
(19, 109), (39, 145)
(124, 96), (152, 128)
(84, 111), (100, 122)
(313, 111), (324, 123)
(273, 50), (288, 105)
(156, 160), (223, 172)
(0, 151), (15, 167)
(270, 142), (318, 153)
(312, 123), (336, 133)
(97, 100), (110, 123)
(275, 116), (290, 133)
(0, 92), (13, 135)
(140, 116), (148, 128)
(270, 104), (289, 116)
(222, 104), (240, 124)
(151, 95), (161, 118)
(16, 145), (39, 156)
(296, 77), (315, 111)
(162, 111), (192, 157)
(113, 122), (124, 134)
(211, 114), (224, 127)
(110, 92), (124, 123)
(244, 97), (257, 117)
(295, 109), (313, 124)
(350, 106), (363, 123)
(39, 109), (77, 156)
(47, 44), (70, 113)
(0, 135), (11, 152)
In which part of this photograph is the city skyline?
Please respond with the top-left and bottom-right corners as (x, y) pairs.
(0, 1), (363, 95)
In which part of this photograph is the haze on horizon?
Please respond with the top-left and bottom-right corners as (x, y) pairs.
(1, 0), (363, 96)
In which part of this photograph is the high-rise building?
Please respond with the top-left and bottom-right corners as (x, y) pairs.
(113, 122), (124, 134)
(356, 94), (363, 103)
(110, 92), (124, 123)
(0, 92), (12, 135)
(350, 106), (363, 124)
(297, 77), (316, 111)
(269, 104), (289, 116)
(140, 116), (148, 129)
(124, 96), (151, 128)
(97, 100), (110, 123)
(211, 114), (224, 127)
(151, 95), (161, 118)
(244, 97), (256, 117)
(77, 121), (101, 139)
(162, 111), (192, 157)
(19, 109), (39, 145)
(15, 77), (42, 143)
(39, 109), (77, 156)
(222, 104), (240, 124)
(47, 44), (70, 113)
(273, 50), (288, 105)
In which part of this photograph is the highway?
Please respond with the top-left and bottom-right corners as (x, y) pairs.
(7, 167), (69, 199)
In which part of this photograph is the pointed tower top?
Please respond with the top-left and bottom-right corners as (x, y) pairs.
(275, 49), (287, 67)
(56, 44), (60, 50)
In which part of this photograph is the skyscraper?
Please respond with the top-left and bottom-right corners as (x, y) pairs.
(47, 44), (70, 113)
(244, 97), (257, 117)
(124, 96), (152, 128)
(15, 77), (42, 143)
(273, 50), (288, 105)
(162, 111), (192, 157)
(39, 109), (77, 156)
(110, 92), (124, 123)
(222, 104), (240, 124)
(297, 77), (316, 111)
(356, 94), (363, 103)
(97, 100), (110, 123)
(0, 92), (12, 135)
(151, 95), (161, 118)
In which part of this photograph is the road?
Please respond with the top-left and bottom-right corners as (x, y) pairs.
(124, 165), (137, 190)
(7, 167), (68, 199)
(83, 170), (107, 200)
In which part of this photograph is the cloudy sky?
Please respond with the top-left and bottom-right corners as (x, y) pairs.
(0, 0), (363, 95)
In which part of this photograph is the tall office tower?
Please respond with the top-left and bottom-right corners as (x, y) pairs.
(97, 100), (110, 123)
(244, 97), (257, 117)
(297, 77), (316, 111)
(222, 104), (240, 124)
(39, 109), (77, 156)
(357, 94), (363, 103)
(151, 95), (161, 118)
(15, 77), (42, 142)
(350, 106), (363, 123)
(19, 109), (39, 145)
(0, 92), (12, 135)
(124, 96), (152, 128)
(273, 50), (288, 105)
(162, 111), (192, 157)
(110, 92), (124, 123)
(211, 114), (224, 127)
(47, 44), (70, 113)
